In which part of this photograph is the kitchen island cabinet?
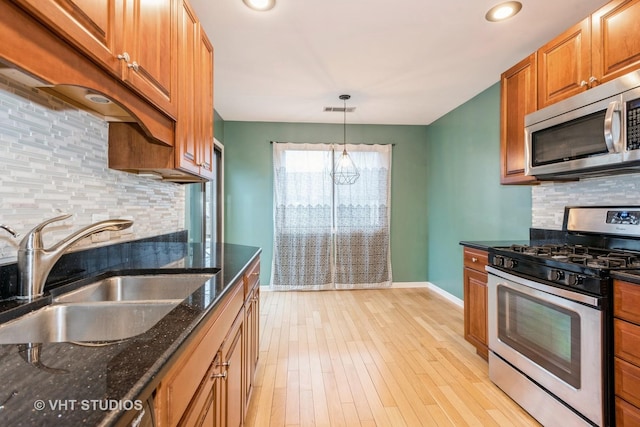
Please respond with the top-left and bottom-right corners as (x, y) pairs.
(538, 0), (640, 108)
(613, 279), (640, 424)
(463, 246), (489, 360)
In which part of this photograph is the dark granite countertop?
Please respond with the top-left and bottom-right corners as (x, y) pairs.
(459, 240), (530, 251)
(0, 235), (261, 426)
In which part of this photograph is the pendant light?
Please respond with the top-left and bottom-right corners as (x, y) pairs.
(331, 94), (360, 185)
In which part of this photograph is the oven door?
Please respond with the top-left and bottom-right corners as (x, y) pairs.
(486, 267), (603, 426)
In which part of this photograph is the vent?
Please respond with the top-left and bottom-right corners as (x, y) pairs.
(324, 106), (356, 113)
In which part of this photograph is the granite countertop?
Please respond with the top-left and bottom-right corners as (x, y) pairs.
(0, 237), (261, 426)
(459, 240), (530, 251)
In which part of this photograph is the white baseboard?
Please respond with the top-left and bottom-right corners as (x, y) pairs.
(261, 281), (464, 309)
(423, 282), (464, 308)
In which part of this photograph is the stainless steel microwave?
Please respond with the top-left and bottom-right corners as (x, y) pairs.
(525, 70), (640, 180)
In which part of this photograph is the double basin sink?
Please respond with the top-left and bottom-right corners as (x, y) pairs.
(0, 273), (216, 344)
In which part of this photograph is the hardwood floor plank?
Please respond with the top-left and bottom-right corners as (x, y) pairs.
(246, 288), (540, 427)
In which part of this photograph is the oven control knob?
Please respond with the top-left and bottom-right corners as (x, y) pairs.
(548, 269), (564, 282)
(566, 273), (578, 286)
(504, 258), (517, 269)
(493, 255), (504, 267)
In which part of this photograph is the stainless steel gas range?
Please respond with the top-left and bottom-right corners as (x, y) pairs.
(486, 206), (640, 427)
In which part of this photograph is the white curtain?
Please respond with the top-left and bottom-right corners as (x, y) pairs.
(334, 144), (392, 289)
(270, 142), (392, 290)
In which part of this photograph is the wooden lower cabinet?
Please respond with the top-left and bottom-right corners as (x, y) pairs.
(463, 247), (489, 360)
(221, 312), (244, 427)
(613, 279), (640, 423)
(155, 256), (261, 426)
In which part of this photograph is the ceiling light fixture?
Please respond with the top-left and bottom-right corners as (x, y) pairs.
(485, 1), (522, 22)
(243, 0), (275, 11)
(331, 94), (360, 185)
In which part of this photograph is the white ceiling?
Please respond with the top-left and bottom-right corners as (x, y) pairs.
(190, 0), (610, 125)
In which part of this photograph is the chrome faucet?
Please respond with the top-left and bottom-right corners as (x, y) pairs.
(17, 214), (133, 301)
(0, 225), (18, 238)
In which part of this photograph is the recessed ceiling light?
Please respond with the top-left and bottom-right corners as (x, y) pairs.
(485, 1), (522, 22)
(243, 0), (275, 11)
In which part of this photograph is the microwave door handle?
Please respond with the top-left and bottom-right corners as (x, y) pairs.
(604, 100), (622, 152)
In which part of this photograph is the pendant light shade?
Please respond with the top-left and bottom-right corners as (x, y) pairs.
(331, 95), (360, 185)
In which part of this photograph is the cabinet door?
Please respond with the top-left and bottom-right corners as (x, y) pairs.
(12, 0), (121, 75)
(179, 354), (223, 427)
(197, 30), (215, 180)
(592, 0), (640, 84)
(121, 0), (178, 118)
(244, 285), (260, 406)
(176, 0), (200, 174)
(500, 53), (538, 185)
(221, 312), (244, 427)
(464, 267), (488, 359)
(537, 17), (591, 108)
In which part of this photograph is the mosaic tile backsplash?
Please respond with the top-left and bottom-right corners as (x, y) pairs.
(532, 174), (640, 229)
(0, 75), (185, 264)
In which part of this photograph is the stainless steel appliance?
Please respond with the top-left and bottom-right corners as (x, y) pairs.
(524, 70), (640, 179)
(487, 206), (640, 426)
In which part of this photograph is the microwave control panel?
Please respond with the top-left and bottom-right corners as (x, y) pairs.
(627, 99), (640, 150)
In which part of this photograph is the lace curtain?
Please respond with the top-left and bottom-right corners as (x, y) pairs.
(270, 142), (392, 290)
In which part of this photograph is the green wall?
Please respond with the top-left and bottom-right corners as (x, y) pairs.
(425, 83), (531, 299)
(222, 122), (429, 285)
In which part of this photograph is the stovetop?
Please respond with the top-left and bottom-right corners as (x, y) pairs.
(503, 244), (640, 270)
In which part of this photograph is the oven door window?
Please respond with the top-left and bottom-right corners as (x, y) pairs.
(497, 285), (581, 388)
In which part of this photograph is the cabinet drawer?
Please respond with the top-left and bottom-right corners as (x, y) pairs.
(615, 318), (640, 366)
(615, 357), (640, 409)
(463, 248), (488, 271)
(244, 259), (260, 298)
(616, 396), (640, 426)
(614, 280), (640, 325)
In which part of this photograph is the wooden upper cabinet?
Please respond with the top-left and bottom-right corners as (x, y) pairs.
(12, 0), (178, 119)
(592, 0), (640, 83)
(537, 18), (591, 109)
(121, 0), (178, 118)
(11, 0), (122, 75)
(538, 0), (640, 109)
(500, 53), (537, 184)
(176, 0), (214, 179)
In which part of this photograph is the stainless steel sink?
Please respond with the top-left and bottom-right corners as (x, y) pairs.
(0, 273), (215, 344)
(54, 273), (214, 303)
(0, 301), (179, 344)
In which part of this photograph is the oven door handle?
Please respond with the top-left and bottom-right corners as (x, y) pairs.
(485, 266), (601, 308)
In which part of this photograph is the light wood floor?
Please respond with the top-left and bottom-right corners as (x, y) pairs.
(244, 287), (541, 427)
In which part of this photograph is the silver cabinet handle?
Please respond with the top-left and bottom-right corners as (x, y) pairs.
(589, 76), (598, 85)
(580, 80), (588, 87)
(211, 371), (227, 379)
(117, 52), (130, 62)
(128, 61), (139, 72)
(471, 257), (478, 262)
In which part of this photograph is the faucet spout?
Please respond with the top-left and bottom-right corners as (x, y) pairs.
(17, 215), (133, 301)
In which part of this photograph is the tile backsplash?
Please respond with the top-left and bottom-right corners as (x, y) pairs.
(532, 174), (640, 229)
(0, 75), (185, 263)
